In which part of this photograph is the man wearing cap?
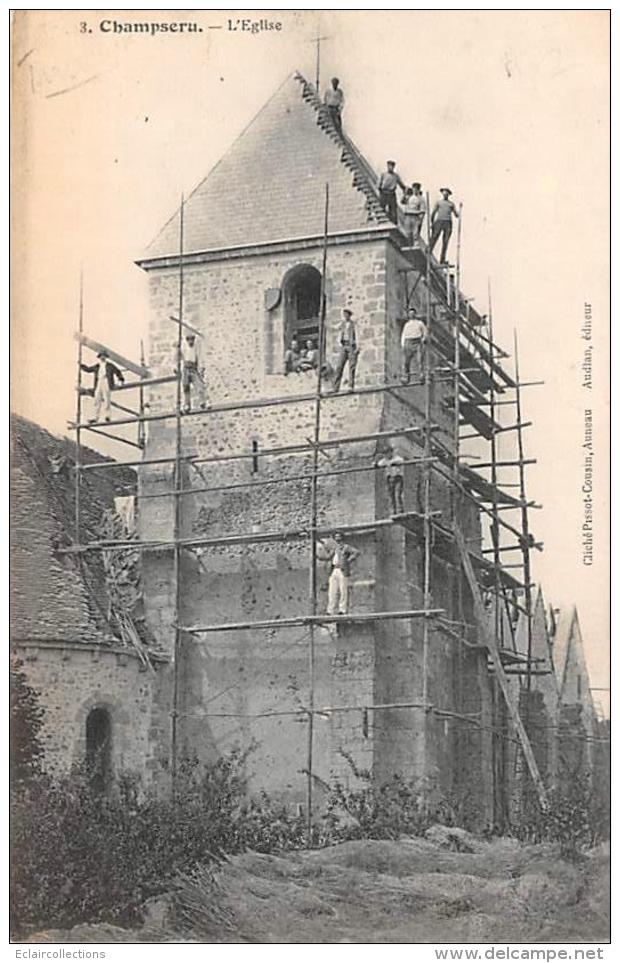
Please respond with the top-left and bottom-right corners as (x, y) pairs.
(318, 532), (360, 616)
(81, 350), (125, 423)
(400, 306), (427, 383)
(430, 188), (459, 264)
(324, 77), (344, 133)
(333, 308), (359, 392)
(401, 182), (426, 245)
(180, 331), (207, 413)
(378, 161), (407, 223)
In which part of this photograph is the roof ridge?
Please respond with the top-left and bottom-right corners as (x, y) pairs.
(293, 72), (390, 226)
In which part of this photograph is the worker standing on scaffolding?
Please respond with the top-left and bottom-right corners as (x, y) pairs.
(401, 182), (426, 245)
(430, 188), (459, 264)
(377, 444), (405, 515)
(318, 532), (360, 616)
(81, 351), (124, 423)
(324, 77), (344, 133)
(181, 332), (207, 413)
(400, 306), (427, 383)
(333, 309), (359, 392)
(378, 161), (406, 223)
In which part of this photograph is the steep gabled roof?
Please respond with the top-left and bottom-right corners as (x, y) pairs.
(141, 72), (390, 262)
(10, 414), (135, 646)
(514, 587), (559, 700)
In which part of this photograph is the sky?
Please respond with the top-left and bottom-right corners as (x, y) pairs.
(11, 10), (610, 710)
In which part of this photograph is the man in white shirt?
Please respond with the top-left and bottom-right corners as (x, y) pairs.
(318, 532), (360, 616)
(401, 182), (426, 245)
(324, 77), (344, 133)
(400, 307), (427, 383)
(376, 445), (405, 515)
(181, 332), (207, 413)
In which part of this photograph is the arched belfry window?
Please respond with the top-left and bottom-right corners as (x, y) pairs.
(283, 264), (323, 349)
(86, 707), (112, 793)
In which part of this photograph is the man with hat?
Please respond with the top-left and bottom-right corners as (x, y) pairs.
(180, 330), (207, 413)
(378, 160), (407, 223)
(332, 308), (359, 393)
(81, 350), (125, 423)
(430, 188), (459, 264)
(401, 182), (427, 245)
(323, 77), (344, 134)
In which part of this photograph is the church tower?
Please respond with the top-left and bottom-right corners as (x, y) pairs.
(137, 73), (498, 823)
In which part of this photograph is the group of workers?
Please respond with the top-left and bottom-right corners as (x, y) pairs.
(283, 303), (427, 393)
(84, 307), (429, 422)
(82, 329), (209, 421)
(322, 78), (459, 264)
(379, 162), (459, 263)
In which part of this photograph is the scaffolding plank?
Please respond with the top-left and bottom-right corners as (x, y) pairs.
(75, 333), (149, 377)
(454, 524), (548, 810)
(182, 607), (444, 634)
(459, 464), (522, 507)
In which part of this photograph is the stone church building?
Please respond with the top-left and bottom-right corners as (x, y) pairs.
(10, 73), (607, 825)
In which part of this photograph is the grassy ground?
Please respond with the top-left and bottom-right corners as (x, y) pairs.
(26, 830), (610, 944)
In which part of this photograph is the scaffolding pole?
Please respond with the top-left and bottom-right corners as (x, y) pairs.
(171, 195), (185, 798)
(306, 182), (329, 844)
(421, 196), (434, 741)
(451, 204), (467, 796)
(74, 272), (84, 542)
(513, 331), (534, 688)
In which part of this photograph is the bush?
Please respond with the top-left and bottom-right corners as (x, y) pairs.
(512, 776), (610, 859)
(10, 655), (46, 786)
(318, 751), (451, 843)
(9, 748), (305, 936)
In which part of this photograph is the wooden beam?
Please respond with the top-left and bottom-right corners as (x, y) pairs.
(169, 315), (203, 337)
(453, 523), (548, 810)
(75, 333), (149, 378)
(182, 607), (444, 635)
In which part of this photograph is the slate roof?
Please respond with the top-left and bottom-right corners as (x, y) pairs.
(10, 414), (136, 646)
(141, 72), (391, 262)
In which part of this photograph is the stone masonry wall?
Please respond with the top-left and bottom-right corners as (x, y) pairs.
(15, 641), (172, 787)
(138, 235), (496, 814)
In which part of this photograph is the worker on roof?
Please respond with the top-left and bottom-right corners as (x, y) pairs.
(377, 444), (405, 515)
(318, 532), (360, 617)
(324, 77), (344, 134)
(378, 161), (407, 223)
(400, 306), (427, 383)
(401, 182), (427, 246)
(181, 331), (207, 413)
(430, 188), (459, 264)
(284, 338), (303, 375)
(81, 350), (124, 424)
(332, 308), (359, 393)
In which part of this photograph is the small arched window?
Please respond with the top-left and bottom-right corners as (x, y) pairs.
(86, 707), (112, 793)
(283, 264), (323, 350)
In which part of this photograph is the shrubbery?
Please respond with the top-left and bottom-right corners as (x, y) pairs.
(10, 749), (610, 936)
(512, 776), (611, 859)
